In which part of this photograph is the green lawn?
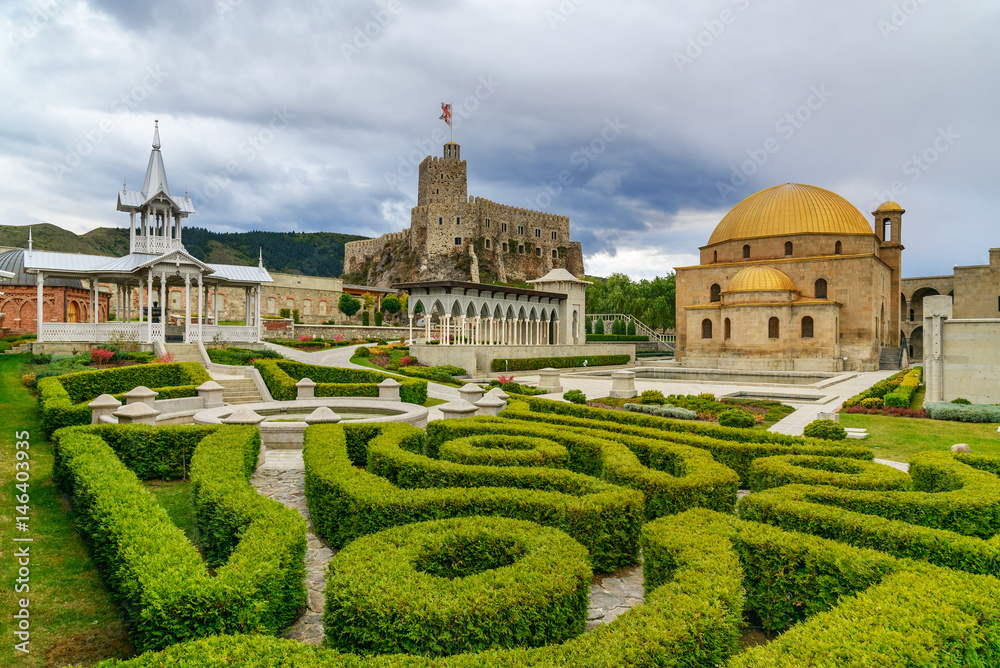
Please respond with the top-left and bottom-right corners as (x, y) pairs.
(0, 354), (135, 666)
(145, 480), (196, 542)
(840, 413), (1000, 462)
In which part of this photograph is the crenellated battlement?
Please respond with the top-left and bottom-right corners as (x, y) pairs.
(344, 230), (409, 273)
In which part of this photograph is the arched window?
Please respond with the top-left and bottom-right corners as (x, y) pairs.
(710, 284), (721, 302)
(815, 278), (828, 299)
(713, 250), (718, 263)
(835, 240), (842, 255)
(768, 317), (779, 339)
(784, 241), (793, 256)
(701, 319), (713, 339)
(267, 296), (276, 313)
(743, 244), (750, 259)
(724, 318), (731, 339)
(801, 316), (814, 338)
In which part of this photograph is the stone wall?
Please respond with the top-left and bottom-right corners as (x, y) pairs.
(343, 231), (408, 275)
(411, 342), (635, 375)
(924, 311), (1000, 404)
(1, 285), (109, 336)
(262, 321), (411, 341)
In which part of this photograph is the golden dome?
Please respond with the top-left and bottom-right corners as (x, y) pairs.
(707, 183), (873, 245)
(874, 201), (905, 213)
(726, 265), (796, 292)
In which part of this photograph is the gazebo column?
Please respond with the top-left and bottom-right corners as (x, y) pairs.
(443, 315), (450, 346)
(138, 276), (144, 327)
(408, 312), (413, 344)
(213, 287), (219, 325)
(425, 312), (431, 342)
(244, 289), (250, 327)
(197, 274), (204, 342)
(35, 272), (44, 342)
(146, 271), (153, 341)
(254, 286), (261, 339)
(184, 274), (192, 343)
(159, 272), (167, 338)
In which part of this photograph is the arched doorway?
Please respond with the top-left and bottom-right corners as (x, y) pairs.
(67, 301), (79, 323)
(909, 325), (924, 360)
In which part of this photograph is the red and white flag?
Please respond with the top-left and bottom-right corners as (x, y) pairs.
(439, 103), (452, 127)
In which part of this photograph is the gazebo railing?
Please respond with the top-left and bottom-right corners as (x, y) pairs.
(190, 325), (260, 344)
(40, 322), (143, 343)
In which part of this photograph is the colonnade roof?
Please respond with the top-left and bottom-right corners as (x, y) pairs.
(393, 280), (567, 301)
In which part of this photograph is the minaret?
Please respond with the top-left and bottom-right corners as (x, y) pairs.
(874, 201), (905, 348)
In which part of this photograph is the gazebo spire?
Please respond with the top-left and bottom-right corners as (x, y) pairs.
(27, 227), (33, 252)
(258, 247), (263, 267)
(152, 120), (160, 150)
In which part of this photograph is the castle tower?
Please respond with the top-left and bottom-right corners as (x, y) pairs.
(874, 201), (905, 347)
(410, 143), (470, 255)
(116, 121), (195, 255)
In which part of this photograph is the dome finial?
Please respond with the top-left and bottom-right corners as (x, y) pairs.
(27, 226), (33, 252)
(152, 120), (160, 150)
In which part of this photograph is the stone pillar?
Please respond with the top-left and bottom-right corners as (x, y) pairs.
(609, 370), (637, 399)
(124, 385), (158, 407)
(924, 295), (953, 403)
(474, 395), (506, 417)
(184, 274), (192, 343)
(458, 382), (484, 404)
(295, 378), (317, 399)
(196, 381), (225, 408)
(537, 368), (562, 393)
(305, 407), (341, 424)
(378, 378), (401, 401)
(439, 398), (478, 419)
(88, 394), (121, 424)
(114, 402), (160, 425)
(222, 406), (265, 426)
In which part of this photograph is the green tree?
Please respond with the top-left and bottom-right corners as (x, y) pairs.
(338, 293), (361, 321)
(382, 295), (401, 316)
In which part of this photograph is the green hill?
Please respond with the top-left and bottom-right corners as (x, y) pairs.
(0, 224), (367, 278)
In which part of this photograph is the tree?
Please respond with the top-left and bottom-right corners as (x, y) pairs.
(382, 295), (401, 324)
(338, 293), (361, 321)
(594, 318), (605, 335)
(362, 291), (376, 312)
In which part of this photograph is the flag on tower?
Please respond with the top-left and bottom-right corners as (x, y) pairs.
(439, 103), (452, 127)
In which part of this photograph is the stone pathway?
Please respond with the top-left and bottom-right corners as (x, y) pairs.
(587, 564), (644, 629)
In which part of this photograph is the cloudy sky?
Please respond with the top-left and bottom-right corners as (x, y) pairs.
(1, 0), (996, 279)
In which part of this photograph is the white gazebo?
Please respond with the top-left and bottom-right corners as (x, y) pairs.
(23, 122), (271, 345)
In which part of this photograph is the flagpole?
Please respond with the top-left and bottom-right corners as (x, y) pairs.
(449, 101), (453, 142)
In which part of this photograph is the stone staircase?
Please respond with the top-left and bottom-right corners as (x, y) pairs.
(162, 343), (205, 364)
(217, 377), (263, 405)
(879, 346), (902, 370)
(4, 342), (31, 355)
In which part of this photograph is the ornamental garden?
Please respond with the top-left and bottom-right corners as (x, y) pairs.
(4, 340), (1000, 667)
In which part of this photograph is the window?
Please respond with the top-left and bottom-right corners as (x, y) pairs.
(485, 219), (490, 229)
(701, 319), (713, 339)
(710, 283), (721, 302)
(535, 228), (541, 238)
(768, 317), (779, 339)
(713, 250), (717, 263)
(485, 239), (491, 249)
(835, 240), (842, 255)
(909, 308), (914, 321)
(502, 222), (507, 232)
(456, 217), (460, 225)
(815, 278), (828, 299)
(319, 300), (328, 315)
(801, 316), (814, 338)
(535, 247), (541, 256)
(883, 218), (891, 241)
(785, 241), (793, 256)
(285, 297), (294, 309)
(170, 290), (181, 308)
(435, 188), (439, 194)
(303, 299), (312, 315)
(743, 244), (750, 259)
(518, 225), (525, 235)
(455, 237), (462, 245)
(552, 249), (557, 259)
(438, 217), (443, 225)
(724, 318), (731, 339)
(551, 231), (557, 240)
(518, 244), (524, 254)
(267, 296), (276, 313)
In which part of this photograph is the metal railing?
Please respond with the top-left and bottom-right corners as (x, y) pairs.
(585, 313), (675, 345)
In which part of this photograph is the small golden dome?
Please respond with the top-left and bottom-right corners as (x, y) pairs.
(726, 265), (796, 292)
(874, 201), (905, 214)
(708, 183), (873, 245)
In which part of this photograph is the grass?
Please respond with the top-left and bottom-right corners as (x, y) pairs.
(145, 480), (197, 543)
(0, 354), (135, 666)
(840, 412), (1000, 462)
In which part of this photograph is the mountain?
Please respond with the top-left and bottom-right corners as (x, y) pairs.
(0, 224), (368, 278)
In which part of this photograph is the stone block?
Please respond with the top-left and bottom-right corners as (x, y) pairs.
(124, 385), (158, 407)
(114, 402), (160, 425)
(609, 370), (637, 399)
(458, 382), (484, 404)
(378, 378), (401, 402)
(89, 394), (122, 425)
(439, 398), (478, 419)
(474, 394), (506, 417)
(537, 368), (562, 393)
(196, 380), (225, 408)
(951, 443), (972, 453)
(296, 377), (317, 399)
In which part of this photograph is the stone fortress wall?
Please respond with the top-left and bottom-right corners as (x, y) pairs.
(345, 142), (585, 284)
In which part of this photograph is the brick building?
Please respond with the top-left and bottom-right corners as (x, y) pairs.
(675, 184), (904, 372)
(344, 142), (585, 285)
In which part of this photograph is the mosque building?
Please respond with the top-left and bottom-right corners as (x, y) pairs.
(674, 183), (904, 372)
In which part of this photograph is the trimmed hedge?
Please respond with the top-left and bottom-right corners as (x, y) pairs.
(206, 347), (282, 366)
(883, 366), (921, 408)
(491, 354), (630, 371)
(38, 361), (210, 436)
(254, 359), (427, 404)
(324, 516), (592, 656)
(303, 421), (645, 572)
(749, 455), (912, 493)
(625, 402), (698, 420)
(586, 334), (649, 342)
(437, 434), (570, 468)
(52, 425), (306, 652)
(506, 398), (870, 486)
(395, 364), (467, 384)
(926, 401), (1000, 423)
(802, 418), (846, 440)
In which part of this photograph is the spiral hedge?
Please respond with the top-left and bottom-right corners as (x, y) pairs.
(80, 394), (1000, 666)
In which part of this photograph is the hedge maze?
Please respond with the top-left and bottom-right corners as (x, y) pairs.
(63, 392), (1000, 666)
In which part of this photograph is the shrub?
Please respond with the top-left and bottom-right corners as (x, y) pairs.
(594, 318), (605, 335)
(718, 408), (756, 429)
(625, 403), (698, 420)
(926, 402), (1000, 423)
(860, 397), (883, 408)
(952, 397), (972, 405)
(374, 311), (383, 326)
(627, 319), (637, 336)
(803, 419), (847, 440)
(748, 455), (911, 493)
(611, 319), (625, 335)
(89, 347), (115, 366)
(31, 353), (52, 365)
(324, 517), (591, 656)
(206, 347), (282, 366)
(491, 354), (630, 372)
(584, 317), (592, 334)
(640, 389), (666, 405)
(586, 334), (649, 342)
(361, 311), (370, 326)
(354, 346), (371, 358)
(563, 389), (587, 404)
